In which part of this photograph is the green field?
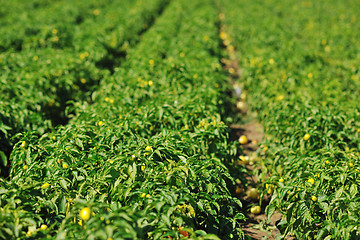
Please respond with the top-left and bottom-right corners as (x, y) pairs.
(1, 0), (360, 239)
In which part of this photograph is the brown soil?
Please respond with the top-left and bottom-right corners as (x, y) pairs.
(242, 211), (282, 240)
(230, 118), (284, 240)
(220, 20), (286, 239)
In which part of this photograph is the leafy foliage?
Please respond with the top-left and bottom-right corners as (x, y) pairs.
(0, 0), (246, 239)
(221, 0), (360, 238)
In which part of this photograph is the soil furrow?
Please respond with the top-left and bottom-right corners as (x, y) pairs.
(217, 10), (284, 240)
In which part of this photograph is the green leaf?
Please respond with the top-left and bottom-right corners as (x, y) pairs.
(335, 186), (344, 199)
(349, 184), (358, 198)
(266, 204), (276, 221)
(59, 179), (68, 191)
(0, 151), (7, 167)
(75, 138), (83, 149)
(286, 202), (295, 222)
(324, 235), (332, 240)
(0, 122), (11, 135)
(58, 196), (66, 214)
(233, 212), (246, 221)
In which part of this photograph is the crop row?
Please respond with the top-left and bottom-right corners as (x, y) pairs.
(0, 0), (170, 177)
(1, 0), (107, 51)
(221, 0), (360, 239)
(1, 0), (246, 239)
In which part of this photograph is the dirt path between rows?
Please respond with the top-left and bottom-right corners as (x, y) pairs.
(219, 16), (284, 239)
(230, 118), (282, 240)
